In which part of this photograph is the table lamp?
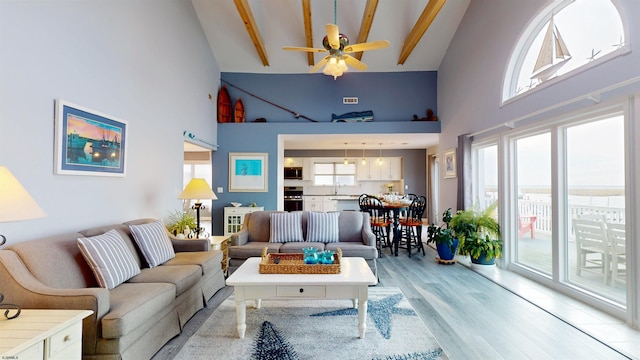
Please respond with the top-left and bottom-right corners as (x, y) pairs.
(0, 166), (47, 319)
(178, 178), (217, 238)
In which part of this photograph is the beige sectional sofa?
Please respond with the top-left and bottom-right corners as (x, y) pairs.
(229, 210), (378, 276)
(0, 218), (226, 360)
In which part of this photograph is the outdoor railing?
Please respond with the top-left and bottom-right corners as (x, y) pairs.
(519, 201), (625, 235)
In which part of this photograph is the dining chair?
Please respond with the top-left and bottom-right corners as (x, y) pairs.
(360, 195), (392, 256)
(606, 223), (626, 285)
(398, 195), (427, 257)
(573, 218), (610, 284)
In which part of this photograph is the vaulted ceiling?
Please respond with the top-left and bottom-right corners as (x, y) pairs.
(189, 0), (470, 150)
(191, 0), (470, 74)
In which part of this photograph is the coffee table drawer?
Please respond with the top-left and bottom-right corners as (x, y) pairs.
(276, 285), (326, 297)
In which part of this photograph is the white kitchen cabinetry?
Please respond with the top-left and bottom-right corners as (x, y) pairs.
(284, 157), (303, 167)
(303, 196), (336, 211)
(302, 158), (312, 180)
(224, 206), (264, 236)
(323, 197), (338, 212)
(303, 196), (323, 211)
(357, 157), (402, 181)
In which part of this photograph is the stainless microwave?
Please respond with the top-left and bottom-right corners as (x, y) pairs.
(284, 167), (303, 179)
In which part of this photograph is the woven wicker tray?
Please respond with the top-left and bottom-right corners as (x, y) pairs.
(259, 247), (342, 274)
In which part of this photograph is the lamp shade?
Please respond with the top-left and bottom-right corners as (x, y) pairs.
(0, 166), (46, 223)
(178, 178), (217, 201)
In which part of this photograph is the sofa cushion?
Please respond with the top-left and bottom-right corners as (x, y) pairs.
(279, 242), (325, 253)
(164, 250), (222, 275)
(129, 220), (175, 268)
(325, 241), (378, 258)
(127, 264), (201, 296)
(229, 242), (282, 260)
(102, 282), (176, 339)
(269, 212), (304, 243)
(77, 229), (141, 290)
(306, 211), (340, 243)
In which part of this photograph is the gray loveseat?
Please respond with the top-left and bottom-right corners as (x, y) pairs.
(229, 210), (378, 276)
(0, 218), (226, 360)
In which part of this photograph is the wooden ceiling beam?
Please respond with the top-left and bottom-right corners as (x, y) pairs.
(354, 0), (379, 61)
(234, 0), (269, 66)
(398, 0), (446, 65)
(302, 0), (314, 66)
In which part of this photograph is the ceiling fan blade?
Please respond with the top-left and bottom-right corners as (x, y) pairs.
(344, 40), (390, 53)
(309, 55), (331, 73)
(325, 24), (340, 49)
(282, 46), (327, 53)
(343, 54), (368, 71)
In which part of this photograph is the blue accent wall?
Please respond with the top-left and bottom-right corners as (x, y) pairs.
(211, 71), (439, 235)
(221, 71), (437, 123)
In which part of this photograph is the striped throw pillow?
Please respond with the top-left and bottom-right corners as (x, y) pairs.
(129, 220), (176, 268)
(307, 212), (340, 243)
(270, 212), (304, 243)
(78, 229), (141, 290)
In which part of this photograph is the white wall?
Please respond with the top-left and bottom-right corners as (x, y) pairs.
(437, 0), (640, 211)
(0, 0), (220, 243)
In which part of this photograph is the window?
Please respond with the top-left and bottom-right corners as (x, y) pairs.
(498, 107), (627, 307)
(313, 161), (356, 186)
(472, 142), (498, 211)
(503, 0), (625, 101)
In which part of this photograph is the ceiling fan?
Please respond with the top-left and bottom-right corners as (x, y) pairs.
(283, 23), (390, 79)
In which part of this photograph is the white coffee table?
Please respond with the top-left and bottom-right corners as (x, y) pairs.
(226, 257), (377, 339)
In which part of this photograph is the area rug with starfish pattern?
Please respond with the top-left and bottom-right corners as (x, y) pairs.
(174, 287), (447, 360)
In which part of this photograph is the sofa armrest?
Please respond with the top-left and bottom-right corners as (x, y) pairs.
(170, 237), (210, 252)
(361, 223), (376, 247)
(0, 250), (109, 355)
(231, 229), (249, 246)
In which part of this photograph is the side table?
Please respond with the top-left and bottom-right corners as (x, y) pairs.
(0, 309), (93, 359)
(210, 235), (230, 277)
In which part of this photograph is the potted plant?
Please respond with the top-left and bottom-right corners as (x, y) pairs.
(427, 208), (459, 261)
(450, 203), (502, 265)
(166, 210), (197, 238)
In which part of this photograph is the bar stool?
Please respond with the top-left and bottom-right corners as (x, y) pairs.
(360, 195), (392, 256)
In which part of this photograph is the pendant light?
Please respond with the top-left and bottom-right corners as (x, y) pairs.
(378, 143), (383, 165)
(343, 143), (349, 165)
(361, 143), (366, 165)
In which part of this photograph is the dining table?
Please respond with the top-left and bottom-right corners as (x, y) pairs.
(380, 200), (411, 256)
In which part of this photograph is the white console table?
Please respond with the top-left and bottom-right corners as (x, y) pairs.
(0, 309), (93, 359)
(223, 206), (264, 236)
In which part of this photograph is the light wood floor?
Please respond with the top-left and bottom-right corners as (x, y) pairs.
(153, 245), (631, 359)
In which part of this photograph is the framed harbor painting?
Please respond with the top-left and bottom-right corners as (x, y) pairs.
(229, 152), (268, 192)
(443, 148), (456, 178)
(54, 99), (127, 176)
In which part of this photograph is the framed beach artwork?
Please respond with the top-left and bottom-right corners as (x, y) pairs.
(229, 152), (268, 192)
(443, 148), (456, 179)
(54, 99), (127, 176)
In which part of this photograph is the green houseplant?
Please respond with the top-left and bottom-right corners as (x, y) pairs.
(427, 208), (459, 261)
(166, 210), (197, 237)
(450, 203), (502, 265)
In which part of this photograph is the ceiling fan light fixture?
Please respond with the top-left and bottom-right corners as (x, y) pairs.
(323, 56), (346, 80)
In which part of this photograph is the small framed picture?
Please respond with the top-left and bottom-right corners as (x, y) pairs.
(443, 148), (456, 178)
(229, 152), (268, 192)
(54, 100), (127, 176)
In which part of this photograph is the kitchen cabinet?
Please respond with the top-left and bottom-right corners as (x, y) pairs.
(357, 157), (402, 181)
(284, 157), (303, 167)
(323, 197), (338, 212)
(303, 196), (337, 212)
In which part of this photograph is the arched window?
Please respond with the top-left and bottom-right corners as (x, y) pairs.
(502, 0), (627, 103)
